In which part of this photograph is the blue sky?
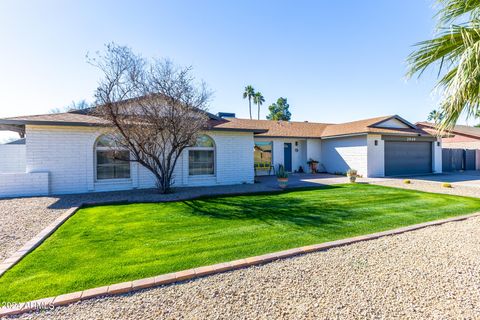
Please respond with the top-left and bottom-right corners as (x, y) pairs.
(0, 0), (452, 140)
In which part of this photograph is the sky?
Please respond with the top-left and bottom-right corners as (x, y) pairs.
(0, 0), (457, 142)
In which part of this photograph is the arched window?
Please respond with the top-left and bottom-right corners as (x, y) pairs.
(188, 134), (215, 176)
(95, 135), (131, 180)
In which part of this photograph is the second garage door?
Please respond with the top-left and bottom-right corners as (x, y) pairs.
(384, 141), (432, 176)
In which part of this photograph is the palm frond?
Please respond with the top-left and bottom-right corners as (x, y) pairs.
(407, 22), (480, 131)
(436, 0), (480, 26)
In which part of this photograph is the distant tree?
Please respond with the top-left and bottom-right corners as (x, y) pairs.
(266, 97), (291, 121)
(253, 91), (265, 120)
(427, 109), (444, 123)
(243, 85), (255, 119)
(50, 99), (90, 114)
(89, 43), (211, 194)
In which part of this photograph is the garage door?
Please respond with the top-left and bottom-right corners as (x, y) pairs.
(384, 141), (432, 176)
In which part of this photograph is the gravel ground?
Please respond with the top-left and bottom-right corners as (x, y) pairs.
(0, 197), (69, 261)
(370, 178), (480, 198)
(10, 216), (480, 320)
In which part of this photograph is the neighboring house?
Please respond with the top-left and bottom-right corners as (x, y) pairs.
(417, 122), (480, 149)
(417, 122), (480, 171)
(0, 110), (441, 197)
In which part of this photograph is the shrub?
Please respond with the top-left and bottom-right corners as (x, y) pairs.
(276, 164), (289, 179)
(347, 169), (358, 177)
(404, 179), (411, 184)
(442, 183), (452, 188)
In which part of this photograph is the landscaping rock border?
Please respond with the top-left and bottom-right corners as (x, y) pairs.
(1, 208), (480, 317)
(0, 206), (79, 277)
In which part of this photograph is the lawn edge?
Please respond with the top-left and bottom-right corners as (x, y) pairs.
(0, 206), (80, 277)
(2, 210), (480, 317)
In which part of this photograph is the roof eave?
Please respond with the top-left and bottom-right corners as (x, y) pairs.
(0, 119), (107, 127)
(254, 135), (322, 139)
(208, 127), (267, 133)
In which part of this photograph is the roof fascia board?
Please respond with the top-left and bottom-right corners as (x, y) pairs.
(369, 115), (417, 130)
(418, 123), (480, 139)
(320, 133), (368, 139)
(254, 135), (321, 139)
(208, 128), (267, 133)
(0, 119), (106, 127)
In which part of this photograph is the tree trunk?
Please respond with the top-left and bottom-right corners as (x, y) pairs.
(257, 103), (260, 120)
(249, 98), (252, 119)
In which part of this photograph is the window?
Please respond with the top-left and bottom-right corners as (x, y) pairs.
(95, 135), (131, 180)
(189, 135), (215, 175)
(254, 141), (273, 166)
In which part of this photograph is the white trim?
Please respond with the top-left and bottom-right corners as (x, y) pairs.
(94, 135), (132, 182)
(187, 134), (216, 177)
(321, 133), (368, 140)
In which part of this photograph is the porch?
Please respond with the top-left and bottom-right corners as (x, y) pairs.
(254, 138), (322, 176)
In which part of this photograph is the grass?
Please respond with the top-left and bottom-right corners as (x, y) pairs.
(2, 184), (480, 302)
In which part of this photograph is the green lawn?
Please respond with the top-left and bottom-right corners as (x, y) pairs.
(2, 184), (480, 302)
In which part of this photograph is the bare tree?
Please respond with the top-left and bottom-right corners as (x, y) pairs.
(89, 43), (211, 193)
(50, 99), (90, 114)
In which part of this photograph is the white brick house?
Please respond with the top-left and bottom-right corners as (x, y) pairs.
(0, 111), (441, 198)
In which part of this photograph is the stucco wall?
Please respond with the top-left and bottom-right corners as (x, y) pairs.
(321, 135), (368, 176)
(0, 144), (26, 173)
(306, 139), (322, 173)
(432, 138), (442, 173)
(376, 118), (410, 129)
(21, 125), (254, 196)
(367, 134), (384, 177)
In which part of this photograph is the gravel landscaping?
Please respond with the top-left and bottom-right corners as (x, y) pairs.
(370, 178), (480, 198)
(9, 216), (480, 319)
(0, 197), (69, 261)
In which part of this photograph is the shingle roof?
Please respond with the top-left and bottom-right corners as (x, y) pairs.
(321, 115), (430, 138)
(1, 112), (109, 126)
(0, 111), (431, 138)
(417, 121), (480, 138)
(209, 118), (330, 137)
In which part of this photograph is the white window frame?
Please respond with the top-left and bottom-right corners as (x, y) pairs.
(94, 136), (132, 182)
(188, 135), (216, 176)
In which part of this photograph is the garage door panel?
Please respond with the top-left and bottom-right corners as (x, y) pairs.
(385, 141), (432, 176)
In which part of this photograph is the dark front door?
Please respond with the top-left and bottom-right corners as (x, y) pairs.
(384, 141), (432, 176)
(284, 143), (292, 172)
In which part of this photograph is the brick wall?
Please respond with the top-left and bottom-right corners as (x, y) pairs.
(0, 145), (26, 173)
(0, 172), (49, 197)
(15, 125), (255, 196)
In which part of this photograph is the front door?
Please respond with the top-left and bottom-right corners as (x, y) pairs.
(284, 143), (292, 172)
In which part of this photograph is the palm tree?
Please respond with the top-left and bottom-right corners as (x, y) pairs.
(253, 92), (265, 120)
(427, 109), (444, 123)
(243, 85), (255, 119)
(407, 0), (480, 132)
